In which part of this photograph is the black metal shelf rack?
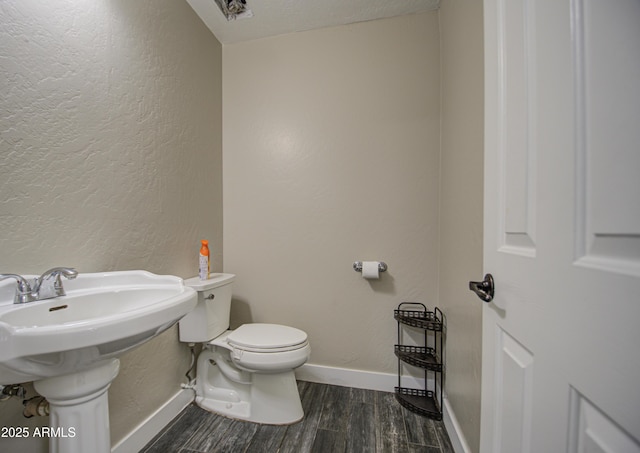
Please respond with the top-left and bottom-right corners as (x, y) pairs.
(394, 303), (444, 420)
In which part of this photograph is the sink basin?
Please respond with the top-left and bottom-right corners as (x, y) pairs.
(0, 271), (197, 384)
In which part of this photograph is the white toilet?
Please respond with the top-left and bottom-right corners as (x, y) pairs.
(178, 274), (311, 424)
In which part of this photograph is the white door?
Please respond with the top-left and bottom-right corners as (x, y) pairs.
(479, 1), (640, 452)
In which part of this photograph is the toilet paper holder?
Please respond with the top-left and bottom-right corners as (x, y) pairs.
(353, 261), (388, 273)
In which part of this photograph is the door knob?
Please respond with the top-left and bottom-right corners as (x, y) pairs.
(469, 274), (494, 302)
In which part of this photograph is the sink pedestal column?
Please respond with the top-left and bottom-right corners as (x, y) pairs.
(34, 359), (120, 453)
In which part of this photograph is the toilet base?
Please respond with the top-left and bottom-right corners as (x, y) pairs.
(195, 349), (304, 425)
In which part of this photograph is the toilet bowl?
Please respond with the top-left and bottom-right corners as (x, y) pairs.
(178, 274), (310, 424)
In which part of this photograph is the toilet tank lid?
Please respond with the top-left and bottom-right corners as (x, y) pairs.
(183, 273), (235, 291)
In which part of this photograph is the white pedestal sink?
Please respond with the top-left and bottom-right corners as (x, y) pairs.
(0, 271), (197, 453)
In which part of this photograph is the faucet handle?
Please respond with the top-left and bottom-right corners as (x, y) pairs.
(0, 274), (33, 304)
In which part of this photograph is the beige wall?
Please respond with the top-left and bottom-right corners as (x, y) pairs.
(439, 1), (485, 451)
(223, 13), (441, 373)
(0, 0), (222, 449)
(223, 7), (484, 451)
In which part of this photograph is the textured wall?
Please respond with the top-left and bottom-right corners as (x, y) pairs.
(223, 13), (441, 375)
(0, 0), (222, 449)
(439, 1), (484, 451)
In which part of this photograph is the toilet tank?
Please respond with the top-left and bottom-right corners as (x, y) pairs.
(179, 273), (236, 343)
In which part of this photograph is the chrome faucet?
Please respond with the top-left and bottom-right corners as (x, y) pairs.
(0, 267), (78, 304)
(32, 267), (78, 300)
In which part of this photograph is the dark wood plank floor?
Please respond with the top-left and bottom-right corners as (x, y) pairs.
(141, 381), (454, 453)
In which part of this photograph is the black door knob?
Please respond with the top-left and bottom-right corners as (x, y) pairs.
(469, 274), (494, 303)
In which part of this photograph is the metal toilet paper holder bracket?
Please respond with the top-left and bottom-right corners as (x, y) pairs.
(353, 261), (388, 273)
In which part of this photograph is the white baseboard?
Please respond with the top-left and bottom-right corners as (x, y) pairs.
(111, 388), (194, 453)
(443, 396), (472, 453)
(294, 362), (423, 391)
(114, 364), (470, 453)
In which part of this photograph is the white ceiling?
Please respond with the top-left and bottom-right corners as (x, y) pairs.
(186, 0), (440, 44)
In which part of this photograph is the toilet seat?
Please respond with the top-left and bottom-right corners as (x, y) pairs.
(226, 323), (308, 353)
(207, 323), (310, 373)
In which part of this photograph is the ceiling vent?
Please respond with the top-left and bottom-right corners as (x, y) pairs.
(213, 0), (253, 21)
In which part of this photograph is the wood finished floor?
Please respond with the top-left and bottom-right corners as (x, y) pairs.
(140, 381), (454, 453)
